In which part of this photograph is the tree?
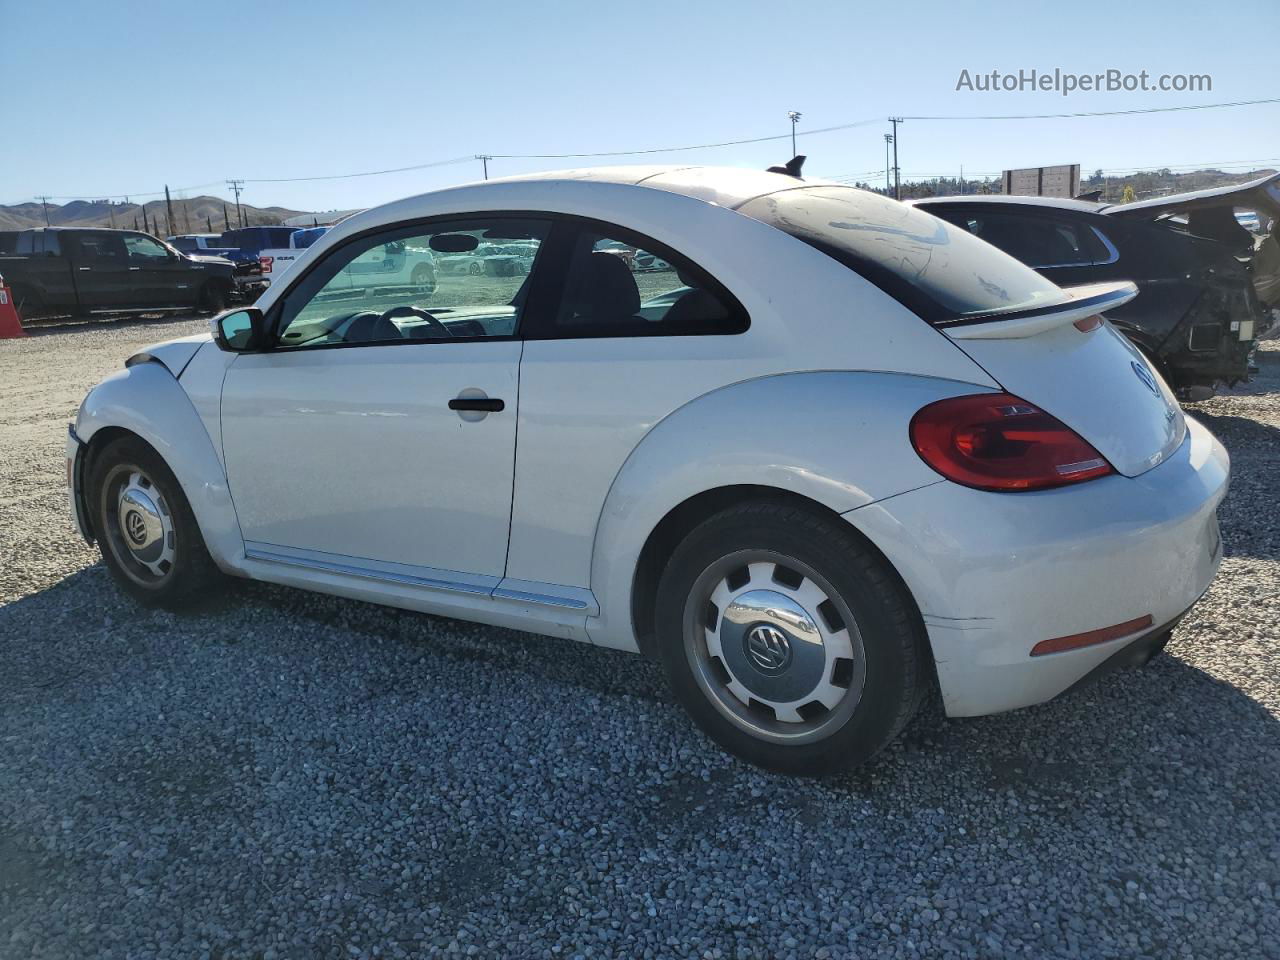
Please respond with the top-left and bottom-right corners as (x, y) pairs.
(1122, 184), (1137, 204)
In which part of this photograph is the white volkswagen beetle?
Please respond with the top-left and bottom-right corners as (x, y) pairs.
(67, 165), (1228, 774)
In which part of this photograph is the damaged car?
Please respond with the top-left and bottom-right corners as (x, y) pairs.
(916, 172), (1279, 399)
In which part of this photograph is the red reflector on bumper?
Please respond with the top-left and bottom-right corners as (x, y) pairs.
(1030, 614), (1154, 657)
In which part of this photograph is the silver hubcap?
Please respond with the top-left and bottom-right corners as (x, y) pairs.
(108, 468), (176, 582)
(685, 552), (866, 744)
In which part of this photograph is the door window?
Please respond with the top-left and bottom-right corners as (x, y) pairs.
(276, 218), (550, 348)
(538, 224), (747, 338)
(74, 233), (126, 263)
(124, 234), (172, 261)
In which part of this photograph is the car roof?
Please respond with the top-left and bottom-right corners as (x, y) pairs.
(912, 194), (1110, 215)
(22, 226), (144, 233)
(302, 165), (842, 261)
(485, 164), (827, 209)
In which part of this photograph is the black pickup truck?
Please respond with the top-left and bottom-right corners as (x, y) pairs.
(0, 227), (262, 319)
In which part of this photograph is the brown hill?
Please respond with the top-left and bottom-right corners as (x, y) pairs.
(0, 196), (308, 234)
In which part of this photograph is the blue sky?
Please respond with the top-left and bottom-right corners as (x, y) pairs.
(4, 0), (1276, 214)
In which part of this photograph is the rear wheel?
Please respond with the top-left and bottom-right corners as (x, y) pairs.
(655, 501), (928, 775)
(90, 437), (221, 608)
(8, 284), (42, 320)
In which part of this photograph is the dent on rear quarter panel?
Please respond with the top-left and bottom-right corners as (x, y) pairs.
(582, 371), (983, 652)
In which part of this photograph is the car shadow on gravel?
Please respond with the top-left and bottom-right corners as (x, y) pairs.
(4, 561), (1280, 956)
(5, 565), (1278, 799)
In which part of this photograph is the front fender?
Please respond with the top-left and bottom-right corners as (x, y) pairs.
(75, 361), (245, 572)
(585, 371), (991, 652)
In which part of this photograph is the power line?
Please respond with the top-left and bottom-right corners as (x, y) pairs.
(487, 119), (883, 159)
(823, 156), (1280, 183)
(12, 97), (1278, 205)
(35, 180), (226, 201)
(241, 156), (475, 184)
(899, 97), (1280, 121)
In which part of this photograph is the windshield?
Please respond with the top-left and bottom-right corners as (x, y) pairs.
(738, 186), (1067, 323)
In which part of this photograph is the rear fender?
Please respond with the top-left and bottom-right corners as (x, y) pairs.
(585, 371), (991, 652)
(74, 360), (245, 573)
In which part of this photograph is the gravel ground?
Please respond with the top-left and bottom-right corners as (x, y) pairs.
(1, 316), (1278, 959)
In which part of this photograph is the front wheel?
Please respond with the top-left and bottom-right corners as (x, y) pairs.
(198, 281), (229, 314)
(655, 501), (929, 775)
(89, 437), (221, 608)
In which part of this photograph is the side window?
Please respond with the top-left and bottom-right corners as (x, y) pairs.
(75, 233), (126, 263)
(16, 232), (59, 255)
(276, 218), (550, 348)
(124, 234), (171, 261)
(544, 225), (746, 338)
(957, 213), (1112, 268)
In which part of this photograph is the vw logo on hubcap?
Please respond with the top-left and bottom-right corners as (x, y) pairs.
(124, 510), (148, 545)
(745, 623), (792, 674)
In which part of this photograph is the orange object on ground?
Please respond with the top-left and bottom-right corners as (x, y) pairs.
(0, 276), (28, 338)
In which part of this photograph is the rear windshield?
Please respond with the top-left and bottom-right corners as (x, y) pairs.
(737, 186), (1066, 324)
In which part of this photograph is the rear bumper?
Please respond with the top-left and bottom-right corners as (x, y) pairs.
(845, 415), (1228, 717)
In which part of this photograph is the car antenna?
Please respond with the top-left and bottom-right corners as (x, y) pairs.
(767, 155), (806, 179)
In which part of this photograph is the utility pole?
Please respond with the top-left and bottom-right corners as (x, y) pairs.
(883, 134), (893, 194)
(226, 179), (245, 227)
(888, 117), (903, 200)
(787, 111), (802, 158)
(475, 155), (491, 180)
(164, 185), (175, 237)
(36, 196), (52, 226)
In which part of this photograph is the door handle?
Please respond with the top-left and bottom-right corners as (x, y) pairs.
(129, 266), (141, 271)
(78, 267), (91, 271)
(449, 397), (505, 413)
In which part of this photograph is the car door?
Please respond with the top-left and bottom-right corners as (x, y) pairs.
(506, 219), (751, 592)
(122, 232), (195, 305)
(67, 232), (132, 308)
(220, 216), (552, 584)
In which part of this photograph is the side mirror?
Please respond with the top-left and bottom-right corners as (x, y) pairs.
(211, 307), (266, 352)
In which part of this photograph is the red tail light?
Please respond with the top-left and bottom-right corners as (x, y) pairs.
(910, 393), (1113, 492)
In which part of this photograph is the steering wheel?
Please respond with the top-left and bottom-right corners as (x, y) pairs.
(379, 304), (450, 337)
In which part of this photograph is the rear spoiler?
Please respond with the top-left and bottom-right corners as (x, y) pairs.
(940, 282), (1138, 340)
